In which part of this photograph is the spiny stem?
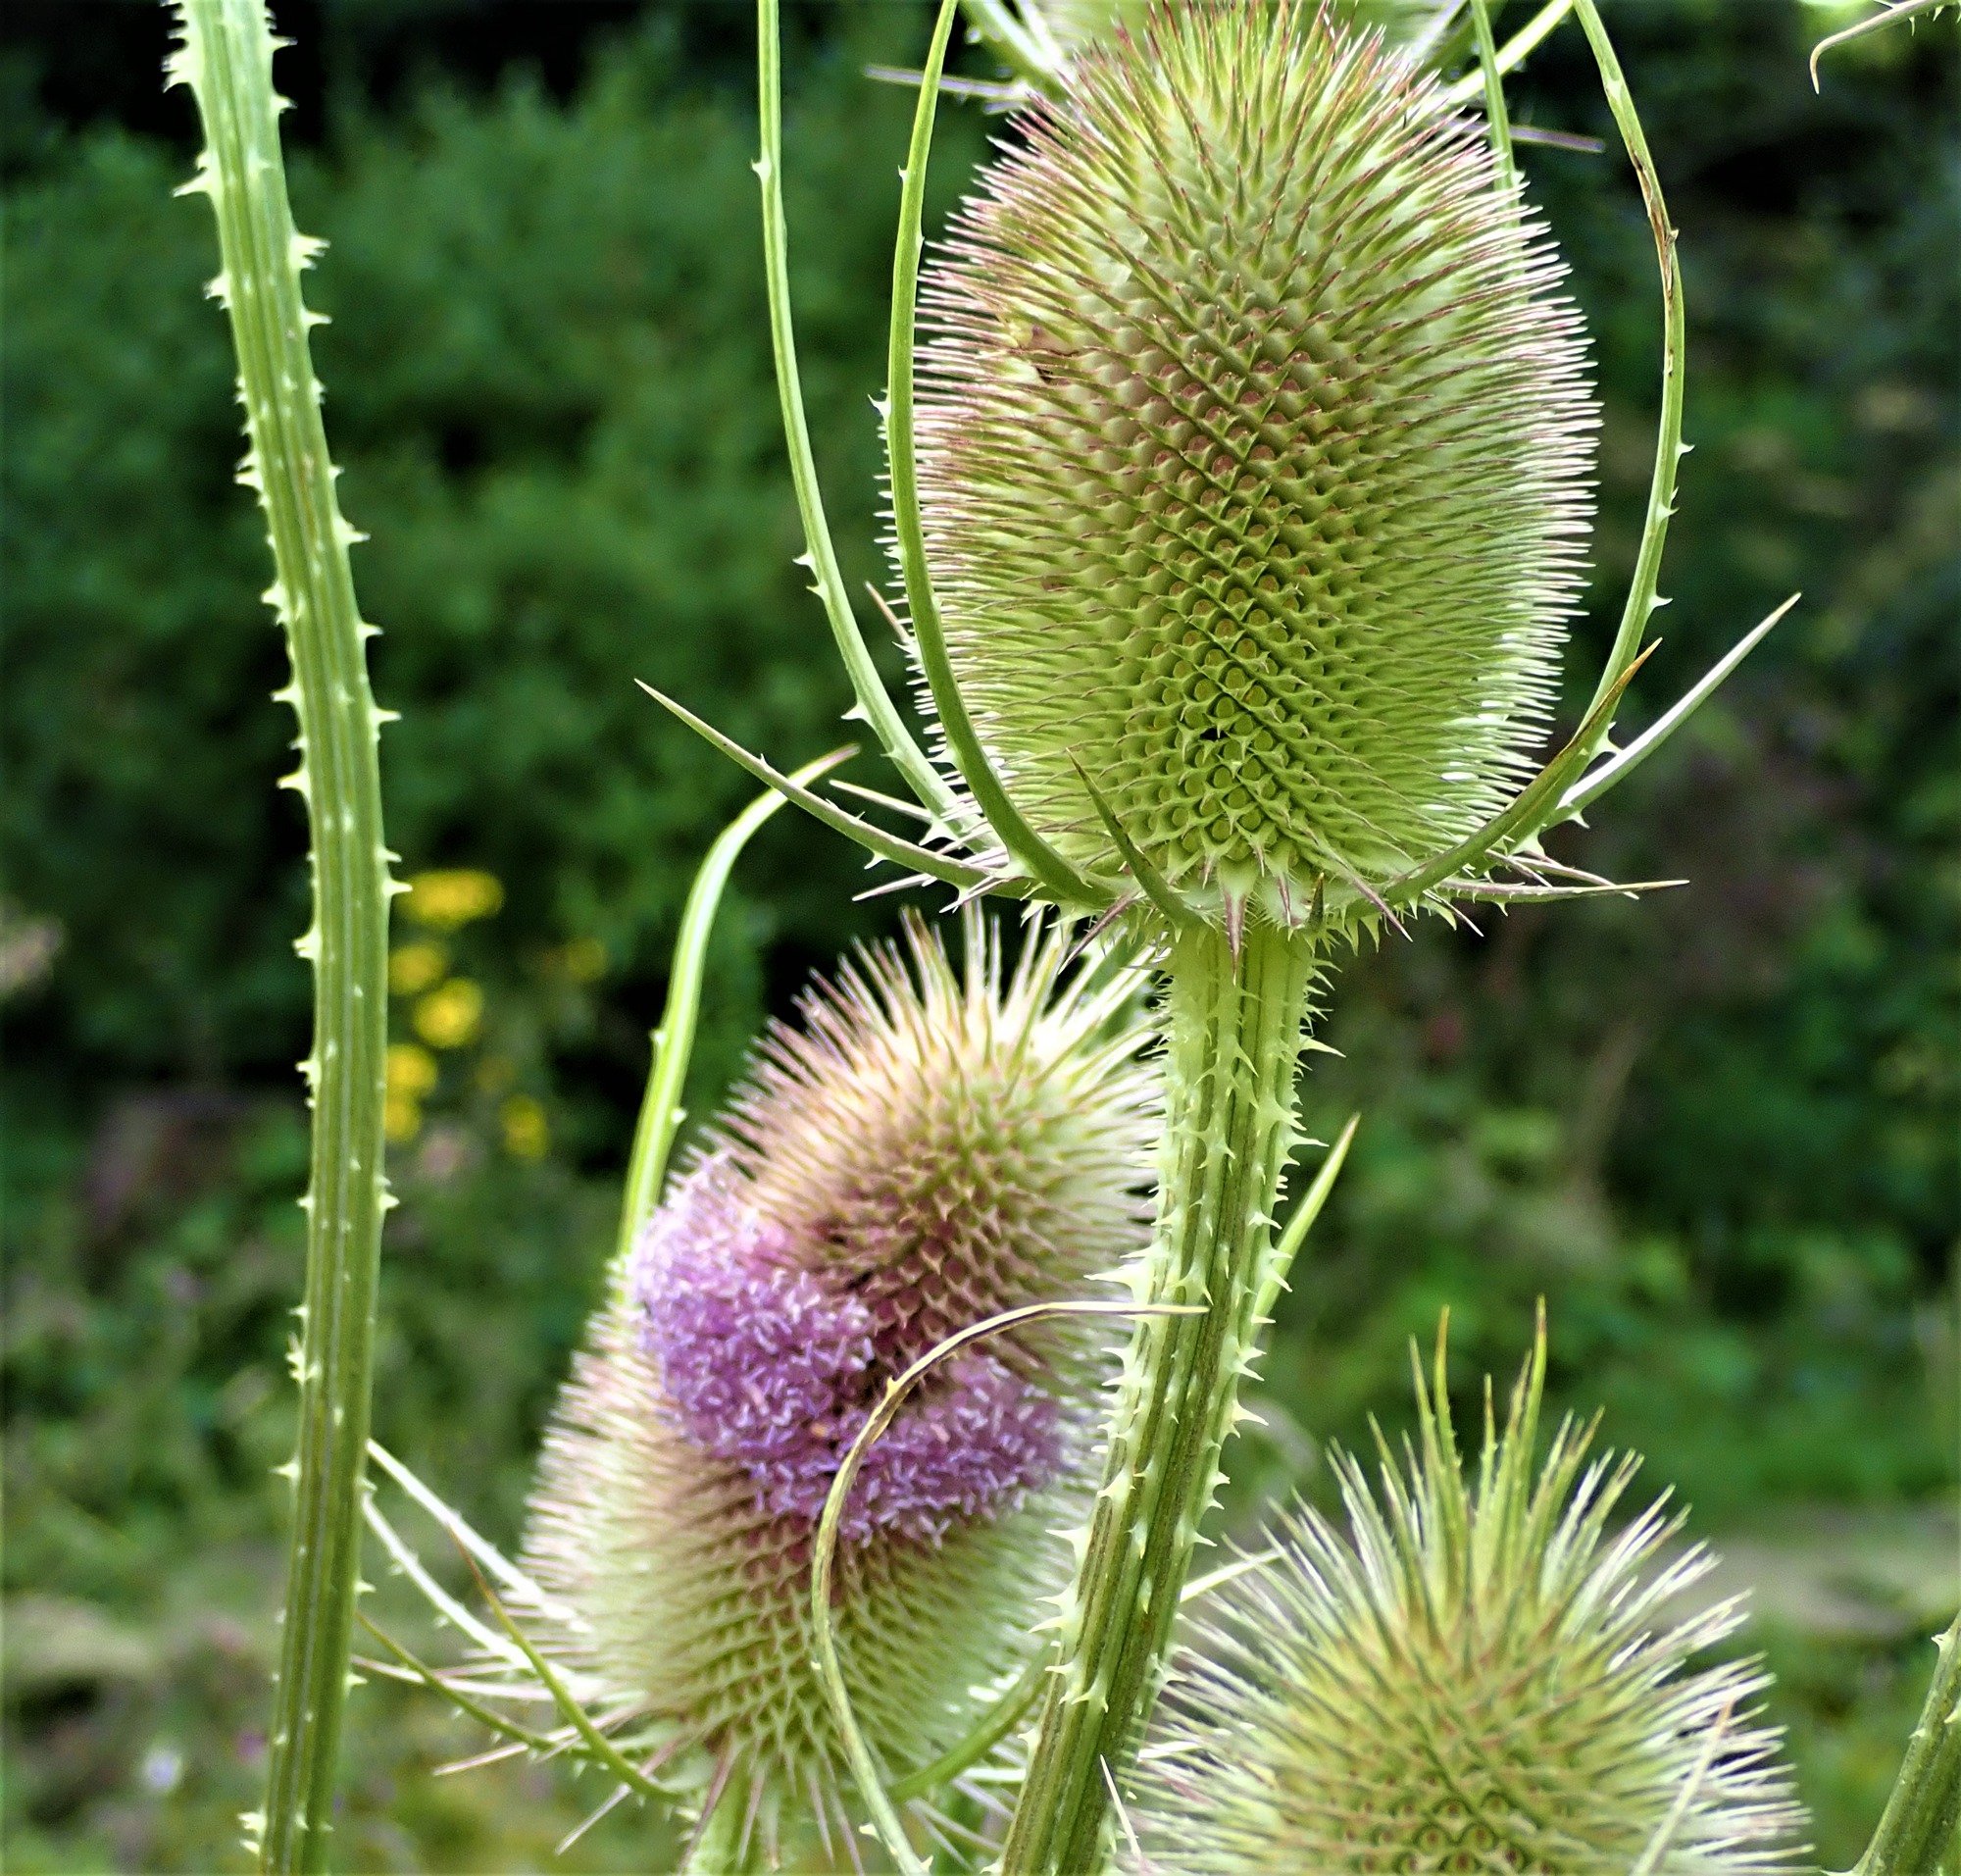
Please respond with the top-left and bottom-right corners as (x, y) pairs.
(169, 2), (394, 1866)
(1001, 922), (1321, 1872)
(1852, 1613), (1961, 1876)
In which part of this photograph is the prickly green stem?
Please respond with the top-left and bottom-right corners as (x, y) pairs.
(1000, 922), (1320, 1873)
(168, 2), (394, 1867)
(1851, 1612), (1961, 1876)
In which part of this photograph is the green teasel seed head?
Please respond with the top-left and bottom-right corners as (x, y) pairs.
(523, 913), (1156, 1855)
(913, 0), (1596, 932)
(1127, 1322), (1806, 1872)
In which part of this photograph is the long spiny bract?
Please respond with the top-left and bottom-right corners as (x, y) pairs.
(912, 0), (1596, 934)
(521, 913), (1157, 1855)
(1128, 1331), (1807, 1874)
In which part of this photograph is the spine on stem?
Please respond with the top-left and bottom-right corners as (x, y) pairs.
(1002, 923), (1319, 1872)
(168, 3), (395, 1867)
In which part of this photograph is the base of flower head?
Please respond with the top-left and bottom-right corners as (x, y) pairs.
(523, 1302), (1078, 1859)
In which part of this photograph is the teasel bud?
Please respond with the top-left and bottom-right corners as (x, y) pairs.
(522, 912), (1155, 1860)
(1127, 1323), (1807, 1873)
(914, 0), (1595, 933)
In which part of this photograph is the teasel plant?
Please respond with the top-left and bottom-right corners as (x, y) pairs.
(627, 0), (1808, 1863)
(1127, 1315), (1808, 1873)
(164, 0), (1956, 1866)
(168, 1), (399, 1866)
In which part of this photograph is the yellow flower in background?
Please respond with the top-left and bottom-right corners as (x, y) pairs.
(388, 940), (448, 997)
(404, 869), (504, 931)
(414, 978), (483, 1049)
(386, 1041), (439, 1100)
(500, 1094), (549, 1160)
(561, 936), (607, 984)
(383, 1091), (422, 1143)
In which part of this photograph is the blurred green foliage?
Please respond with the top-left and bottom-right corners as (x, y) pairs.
(2, 1), (1955, 1869)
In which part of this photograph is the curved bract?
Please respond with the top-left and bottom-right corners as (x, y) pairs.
(914, 1), (1596, 932)
(1129, 1327), (1806, 1874)
(522, 914), (1156, 1854)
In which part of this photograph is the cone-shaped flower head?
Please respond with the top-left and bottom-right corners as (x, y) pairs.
(525, 913), (1155, 1855)
(1128, 1328), (1805, 1872)
(913, 0), (1595, 929)
(1031, 0), (1450, 60)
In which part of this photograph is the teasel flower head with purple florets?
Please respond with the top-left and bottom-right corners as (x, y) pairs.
(522, 911), (1156, 1860)
(1126, 1320), (1807, 1873)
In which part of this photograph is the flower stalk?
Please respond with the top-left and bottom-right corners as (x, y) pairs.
(1001, 922), (1320, 1871)
(168, 2), (395, 1866)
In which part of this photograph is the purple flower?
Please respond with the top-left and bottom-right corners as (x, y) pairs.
(632, 1157), (1064, 1543)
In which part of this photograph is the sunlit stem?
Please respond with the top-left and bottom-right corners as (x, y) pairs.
(169, 1), (394, 1866)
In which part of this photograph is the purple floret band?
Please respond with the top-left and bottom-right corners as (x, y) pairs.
(630, 1160), (1062, 1544)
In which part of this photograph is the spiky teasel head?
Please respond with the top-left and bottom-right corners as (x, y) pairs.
(524, 911), (1155, 1859)
(912, 0), (1595, 934)
(1028, 0), (1450, 60)
(1126, 1319), (1806, 1873)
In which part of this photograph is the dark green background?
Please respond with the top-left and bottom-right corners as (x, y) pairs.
(4, 2), (1955, 1867)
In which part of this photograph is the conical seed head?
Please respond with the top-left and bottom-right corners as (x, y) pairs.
(525, 915), (1156, 1847)
(1128, 1338), (1806, 1873)
(914, 0), (1596, 927)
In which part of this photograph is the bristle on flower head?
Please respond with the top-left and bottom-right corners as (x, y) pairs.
(911, 0), (1596, 931)
(524, 912), (1156, 1852)
(1127, 1321), (1806, 1872)
(1031, 0), (1449, 60)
